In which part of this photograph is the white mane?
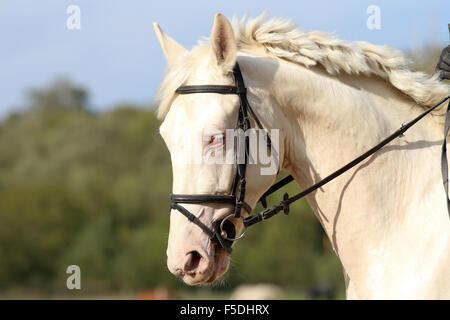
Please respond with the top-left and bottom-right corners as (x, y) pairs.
(156, 14), (449, 119)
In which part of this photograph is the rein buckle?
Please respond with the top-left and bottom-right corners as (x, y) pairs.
(282, 192), (290, 215)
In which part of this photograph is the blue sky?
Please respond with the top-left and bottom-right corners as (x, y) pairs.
(0, 0), (449, 119)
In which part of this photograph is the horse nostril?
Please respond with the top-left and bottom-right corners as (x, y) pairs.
(184, 251), (202, 272)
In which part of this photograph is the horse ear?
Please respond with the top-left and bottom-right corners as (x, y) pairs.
(210, 13), (236, 72)
(153, 22), (188, 68)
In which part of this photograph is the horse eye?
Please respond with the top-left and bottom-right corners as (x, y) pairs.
(209, 134), (224, 145)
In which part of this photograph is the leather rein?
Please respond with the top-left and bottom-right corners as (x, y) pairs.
(170, 62), (450, 252)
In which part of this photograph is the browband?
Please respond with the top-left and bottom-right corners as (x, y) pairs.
(176, 85), (246, 95)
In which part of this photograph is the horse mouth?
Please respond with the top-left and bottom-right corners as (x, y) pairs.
(205, 246), (230, 283)
(177, 241), (230, 285)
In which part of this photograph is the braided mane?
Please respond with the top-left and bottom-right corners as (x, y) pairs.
(156, 14), (449, 119)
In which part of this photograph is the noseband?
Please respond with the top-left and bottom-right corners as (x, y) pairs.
(170, 62), (450, 253)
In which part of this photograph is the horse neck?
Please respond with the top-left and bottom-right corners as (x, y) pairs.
(242, 55), (450, 298)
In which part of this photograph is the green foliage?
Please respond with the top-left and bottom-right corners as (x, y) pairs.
(0, 183), (85, 289)
(0, 81), (173, 292)
(27, 78), (88, 111)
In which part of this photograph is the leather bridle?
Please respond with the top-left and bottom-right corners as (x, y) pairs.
(169, 62), (450, 253)
(170, 63), (258, 251)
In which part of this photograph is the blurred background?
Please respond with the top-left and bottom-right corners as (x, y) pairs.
(0, 1), (448, 299)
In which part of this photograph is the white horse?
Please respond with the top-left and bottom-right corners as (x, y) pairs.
(154, 13), (450, 299)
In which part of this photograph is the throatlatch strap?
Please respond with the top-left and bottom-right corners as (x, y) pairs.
(259, 175), (294, 208)
(441, 100), (450, 213)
